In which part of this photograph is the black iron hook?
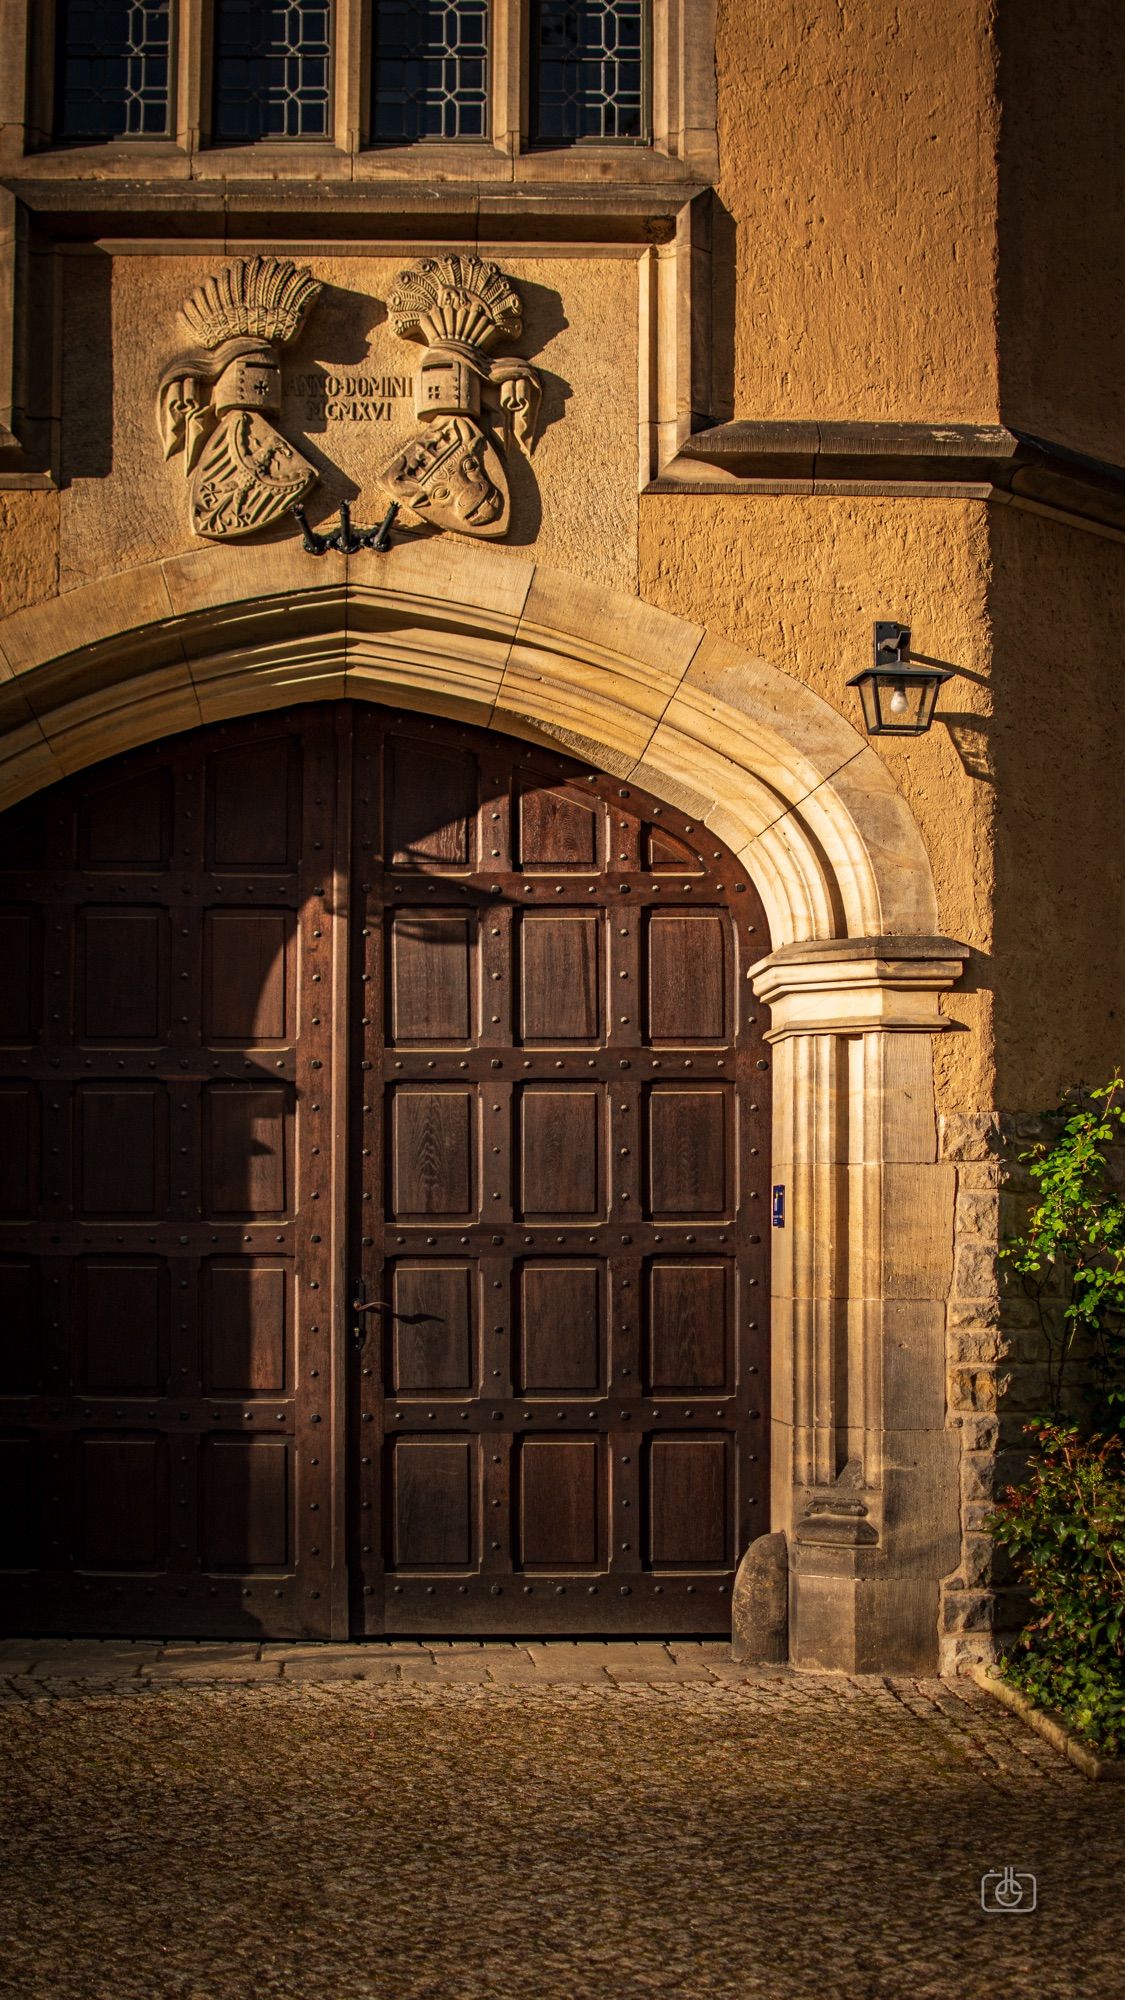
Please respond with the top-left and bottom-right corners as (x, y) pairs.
(293, 499), (399, 555)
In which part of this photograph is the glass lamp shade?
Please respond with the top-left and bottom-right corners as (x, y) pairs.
(846, 664), (952, 736)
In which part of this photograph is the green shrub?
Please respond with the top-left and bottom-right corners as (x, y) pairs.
(991, 1424), (1125, 1755)
(1002, 1075), (1125, 1429)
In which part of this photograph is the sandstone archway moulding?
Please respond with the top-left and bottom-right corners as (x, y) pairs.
(0, 537), (934, 946)
(0, 539), (969, 1675)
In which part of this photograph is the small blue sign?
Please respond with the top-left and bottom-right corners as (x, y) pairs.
(772, 1184), (785, 1229)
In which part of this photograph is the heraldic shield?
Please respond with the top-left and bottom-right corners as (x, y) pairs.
(373, 255), (541, 540)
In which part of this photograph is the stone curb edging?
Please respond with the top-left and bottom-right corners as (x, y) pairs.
(968, 1663), (1122, 1782)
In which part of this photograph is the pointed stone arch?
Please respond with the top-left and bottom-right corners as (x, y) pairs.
(0, 540), (969, 1673)
(0, 539), (937, 948)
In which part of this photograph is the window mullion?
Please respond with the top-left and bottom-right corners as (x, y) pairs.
(493, 0), (523, 156)
(335, 0), (365, 150)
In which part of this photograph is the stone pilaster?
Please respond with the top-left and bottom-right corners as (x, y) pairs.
(752, 936), (969, 1674)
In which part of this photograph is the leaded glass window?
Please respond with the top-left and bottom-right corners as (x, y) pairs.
(213, 1), (333, 142)
(533, 0), (647, 143)
(54, 1), (172, 141)
(372, 1), (489, 143)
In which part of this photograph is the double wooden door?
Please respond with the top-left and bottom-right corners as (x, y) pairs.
(0, 703), (770, 1638)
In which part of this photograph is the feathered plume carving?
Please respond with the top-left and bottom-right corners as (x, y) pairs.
(388, 255), (523, 353)
(179, 256), (322, 352)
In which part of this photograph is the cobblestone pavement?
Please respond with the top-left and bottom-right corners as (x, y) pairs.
(1, 1641), (1122, 2000)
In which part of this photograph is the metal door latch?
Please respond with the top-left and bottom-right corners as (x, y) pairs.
(350, 1282), (391, 1346)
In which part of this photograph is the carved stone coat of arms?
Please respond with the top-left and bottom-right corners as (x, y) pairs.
(156, 251), (542, 545)
(372, 254), (541, 539)
(158, 257), (323, 540)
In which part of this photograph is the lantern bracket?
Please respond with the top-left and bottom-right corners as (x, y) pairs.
(874, 620), (911, 667)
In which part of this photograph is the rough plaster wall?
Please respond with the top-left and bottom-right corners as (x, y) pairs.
(638, 491), (996, 1116)
(0, 490), (59, 614)
(997, 0), (1125, 462)
(714, 0), (1000, 423)
(988, 506), (1125, 1110)
(941, 503), (1125, 1664)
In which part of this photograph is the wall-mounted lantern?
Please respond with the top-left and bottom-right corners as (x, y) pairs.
(847, 622), (954, 736)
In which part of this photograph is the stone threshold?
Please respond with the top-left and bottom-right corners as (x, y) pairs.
(0, 1637), (787, 1691)
(968, 1663), (1123, 1782)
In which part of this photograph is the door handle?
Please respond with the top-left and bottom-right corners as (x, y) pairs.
(350, 1281), (391, 1349)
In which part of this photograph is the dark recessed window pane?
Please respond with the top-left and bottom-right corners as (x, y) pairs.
(533, 0), (648, 144)
(372, 1), (490, 143)
(213, 1), (333, 142)
(55, 1), (172, 142)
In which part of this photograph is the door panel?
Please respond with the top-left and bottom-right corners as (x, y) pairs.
(389, 912), (473, 1042)
(646, 1261), (730, 1393)
(0, 908), (41, 1039)
(202, 1259), (288, 1394)
(388, 1262), (475, 1392)
(518, 911), (601, 1041)
(79, 766), (172, 868)
(78, 1258), (166, 1393)
(0, 1089), (37, 1215)
(518, 1438), (602, 1568)
(389, 1438), (476, 1567)
(202, 910), (292, 1044)
(75, 1084), (168, 1216)
(518, 1086), (602, 1218)
(390, 1088), (475, 1217)
(648, 1436), (731, 1567)
(0, 701), (770, 1640)
(518, 1263), (602, 1393)
(77, 910), (168, 1041)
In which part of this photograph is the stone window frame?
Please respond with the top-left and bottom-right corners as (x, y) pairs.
(9, 0), (717, 180)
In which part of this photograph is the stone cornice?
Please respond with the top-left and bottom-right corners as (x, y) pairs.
(652, 421), (1125, 542)
(751, 935), (971, 1040)
(1, 176), (701, 244)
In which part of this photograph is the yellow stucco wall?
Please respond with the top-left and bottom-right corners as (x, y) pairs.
(988, 504), (1125, 1108)
(996, 0), (1125, 463)
(715, 0), (1000, 424)
(710, 0), (1125, 458)
(638, 493), (996, 1117)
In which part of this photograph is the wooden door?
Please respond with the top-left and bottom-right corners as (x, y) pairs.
(0, 708), (346, 1637)
(351, 708), (770, 1635)
(0, 702), (769, 1640)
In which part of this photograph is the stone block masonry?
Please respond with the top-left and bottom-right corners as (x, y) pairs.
(939, 1110), (1087, 1671)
